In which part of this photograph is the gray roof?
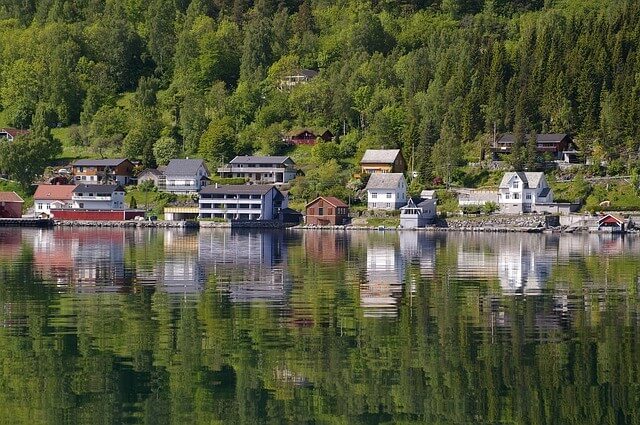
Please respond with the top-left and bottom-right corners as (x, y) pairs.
(360, 149), (402, 164)
(365, 173), (405, 190)
(498, 133), (570, 144)
(229, 156), (294, 165)
(164, 159), (207, 176)
(499, 172), (545, 189)
(73, 158), (130, 167)
(73, 184), (124, 194)
(420, 190), (437, 199)
(288, 69), (318, 78)
(200, 184), (278, 196)
(139, 168), (163, 177)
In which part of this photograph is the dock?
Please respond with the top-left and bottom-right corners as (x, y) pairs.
(0, 218), (54, 228)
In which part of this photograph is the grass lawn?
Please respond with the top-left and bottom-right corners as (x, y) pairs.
(366, 217), (400, 228)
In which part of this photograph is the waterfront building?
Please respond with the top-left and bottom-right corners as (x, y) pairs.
(163, 159), (209, 194)
(199, 184), (286, 220)
(33, 184), (75, 217)
(305, 196), (350, 225)
(366, 173), (407, 210)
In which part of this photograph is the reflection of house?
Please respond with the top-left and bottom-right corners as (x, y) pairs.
(279, 69), (318, 90)
(360, 149), (406, 174)
(362, 242), (404, 317)
(304, 231), (348, 263)
(400, 198), (436, 228)
(72, 159), (134, 185)
(0, 192), (24, 218)
(164, 159), (209, 194)
(0, 128), (29, 142)
(199, 185), (286, 221)
(284, 128), (333, 146)
(498, 172), (553, 214)
(218, 156), (297, 184)
(198, 230), (291, 304)
(366, 173), (407, 210)
(497, 242), (552, 295)
(305, 196), (349, 225)
(33, 185), (75, 217)
(491, 133), (573, 161)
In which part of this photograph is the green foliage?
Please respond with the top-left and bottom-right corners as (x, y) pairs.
(0, 132), (62, 188)
(1, 0), (640, 185)
(152, 137), (181, 166)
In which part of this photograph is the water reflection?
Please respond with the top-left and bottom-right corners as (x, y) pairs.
(1, 228), (640, 423)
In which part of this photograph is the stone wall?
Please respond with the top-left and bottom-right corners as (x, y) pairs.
(439, 214), (548, 231)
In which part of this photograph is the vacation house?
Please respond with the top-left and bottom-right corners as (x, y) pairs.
(199, 184), (286, 221)
(498, 172), (553, 214)
(279, 69), (318, 90)
(360, 149), (407, 174)
(400, 198), (437, 228)
(305, 196), (350, 225)
(0, 192), (24, 218)
(365, 173), (407, 210)
(284, 128), (334, 146)
(218, 156), (297, 184)
(164, 159), (209, 194)
(72, 159), (135, 185)
(33, 184), (76, 217)
(491, 133), (574, 161)
(0, 128), (29, 142)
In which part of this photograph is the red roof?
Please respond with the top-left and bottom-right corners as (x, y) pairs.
(0, 192), (24, 203)
(33, 185), (76, 201)
(1, 128), (30, 138)
(306, 196), (348, 208)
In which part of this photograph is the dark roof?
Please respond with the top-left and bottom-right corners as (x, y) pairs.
(164, 159), (207, 176)
(200, 184), (277, 196)
(498, 133), (570, 144)
(306, 196), (348, 209)
(538, 187), (551, 198)
(72, 184), (124, 194)
(360, 149), (402, 164)
(417, 199), (436, 208)
(280, 207), (302, 215)
(286, 127), (333, 137)
(73, 158), (130, 167)
(287, 69), (318, 78)
(138, 168), (163, 178)
(365, 173), (405, 190)
(229, 156), (294, 165)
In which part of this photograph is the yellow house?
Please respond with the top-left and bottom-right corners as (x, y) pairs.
(360, 149), (407, 174)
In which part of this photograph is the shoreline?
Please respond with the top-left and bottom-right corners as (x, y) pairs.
(0, 219), (628, 234)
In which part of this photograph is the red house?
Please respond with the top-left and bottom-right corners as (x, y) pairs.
(305, 196), (349, 225)
(0, 192), (24, 218)
(284, 128), (333, 146)
(0, 128), (30, 142)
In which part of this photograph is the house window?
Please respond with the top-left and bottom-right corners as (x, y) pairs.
(526, 193), (532, 200)
(386, 203), (391, 208)
(514, 193), (520, 200)
(505, 194), (510, 200)
(513, 181), (519, 189)
(79, 203), (84, 208)
(309, 208), (314, 215)
(37, 203), (43, 210)
(371, 193), (377, 199)
(319, 208), (324, 215)
(386, 193), (392, 199)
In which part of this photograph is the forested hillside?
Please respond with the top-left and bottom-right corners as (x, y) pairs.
(1, 0), (639, 194)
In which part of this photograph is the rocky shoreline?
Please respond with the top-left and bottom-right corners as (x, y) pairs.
(1, 213), (624, 233)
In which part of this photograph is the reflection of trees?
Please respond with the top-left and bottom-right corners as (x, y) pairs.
(1, 233), (640, 423)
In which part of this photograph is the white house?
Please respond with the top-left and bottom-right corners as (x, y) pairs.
(365, 173), (407, 210)
(71, 184), (126, 210)
(199, 184), (286, 221)
(218, 156), (297, 184)
(400, 198), (437, 228)
(164, 159), (209, 194)
(33, 184), (75, 217)
(0, 128), (29, 142)
(498, 172), (553, 214)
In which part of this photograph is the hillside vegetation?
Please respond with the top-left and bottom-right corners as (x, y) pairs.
(1, 0), (640, 202)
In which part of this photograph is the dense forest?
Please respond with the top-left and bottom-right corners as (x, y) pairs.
(1, 0), (640, 194)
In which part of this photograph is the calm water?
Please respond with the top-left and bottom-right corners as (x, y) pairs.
(0, 228), (639, 424)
